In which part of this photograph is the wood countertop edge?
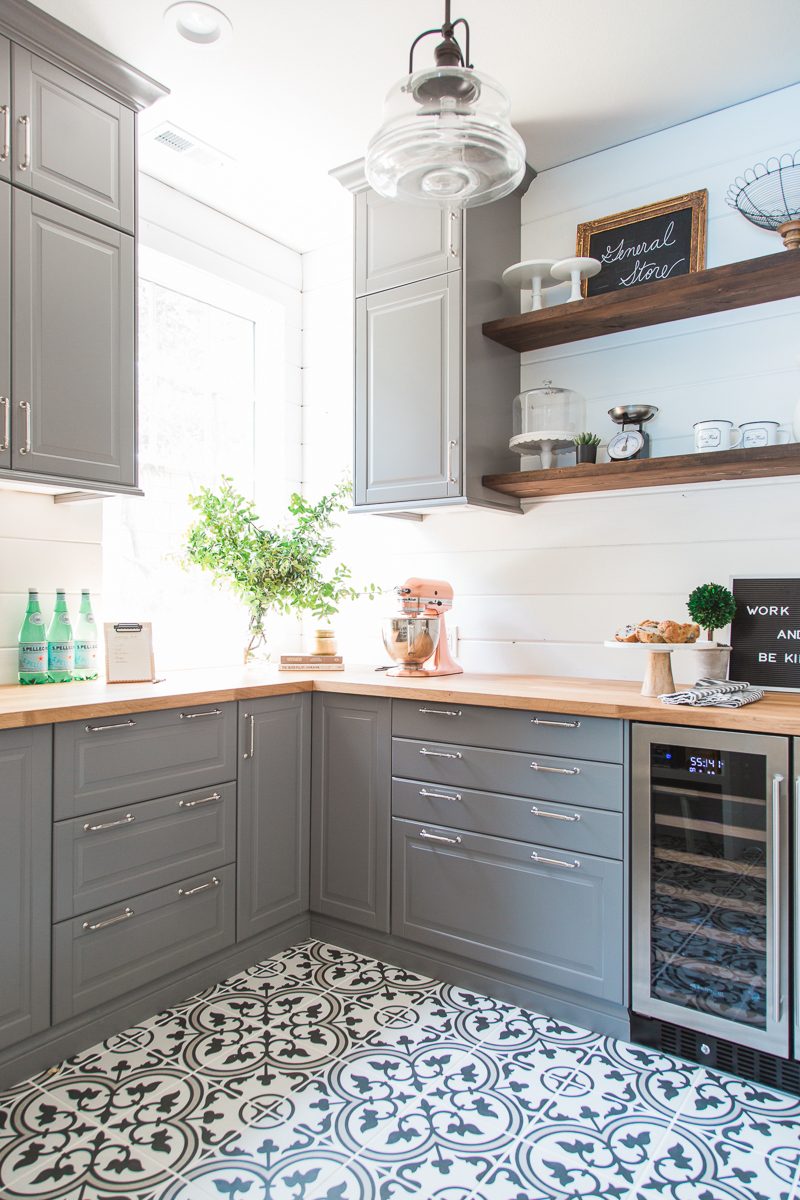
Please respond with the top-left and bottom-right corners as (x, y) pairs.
(0, 670), (799, 735)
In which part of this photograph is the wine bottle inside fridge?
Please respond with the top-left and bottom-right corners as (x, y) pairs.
(47, 589), (74, 683)
(73, 590), (98, 681)
(17, 588), (49, 684)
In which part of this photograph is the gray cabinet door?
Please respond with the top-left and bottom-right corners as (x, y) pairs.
(237, 694), (311, 941)
(0, 181), (8, 470)
(355, 274), (462, 506)
(12, 46), (134, 232)
(0, 725), (52, 1051)
(393, 818), (624, 1002)
(12, 191), (135, 485)
(0, 37), (9, 184)
(356, 190), (460, 295)
(311, 693), (391, 931)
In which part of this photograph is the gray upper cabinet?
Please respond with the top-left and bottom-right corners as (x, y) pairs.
(12, 190), (134, 485)
(237, 694), (311, 941)
(0, 181), (9, 471)
(311, 692), (391, 932)
(355, 190), (460, 295)
(355, 275), (461, 506)
(12, 46), (134, 233)
(0, 725), (52, 1052)
(0, 36), (9, 183)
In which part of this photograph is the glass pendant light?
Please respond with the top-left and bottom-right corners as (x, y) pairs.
(366, 1), (526, 208)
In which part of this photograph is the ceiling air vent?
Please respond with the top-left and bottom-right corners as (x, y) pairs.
(145, 122), (233, 170)
(154, 127), (194, 153)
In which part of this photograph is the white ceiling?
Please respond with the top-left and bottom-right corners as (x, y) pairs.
(29, 0), (800, 253)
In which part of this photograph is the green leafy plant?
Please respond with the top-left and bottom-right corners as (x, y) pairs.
(183, 477), (379, 661)
(573, 432), (602, 446)
(687, 582), (737, 642)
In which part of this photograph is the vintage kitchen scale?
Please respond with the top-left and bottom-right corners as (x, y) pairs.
(607, 404), (659, 461)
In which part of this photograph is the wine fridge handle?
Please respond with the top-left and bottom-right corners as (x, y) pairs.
(771, 773), (784, 1024)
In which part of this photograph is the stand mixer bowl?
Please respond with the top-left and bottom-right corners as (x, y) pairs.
(382, 616), (440, 670)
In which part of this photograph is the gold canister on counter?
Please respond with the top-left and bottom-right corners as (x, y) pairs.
(311, 628), (338, 655)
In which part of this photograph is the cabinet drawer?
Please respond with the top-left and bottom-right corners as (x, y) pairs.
(53, 782), (236, 920)
(392, 778), (622, 859)
(392, 819), (623, 1003)
(392, 739), (623, 812)
(54, 703), (237, 818)
(392, 700), (623, 763)
(52, 864), (235, 1023)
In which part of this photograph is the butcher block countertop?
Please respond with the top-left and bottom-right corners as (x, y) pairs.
(1, 666), (799, 735)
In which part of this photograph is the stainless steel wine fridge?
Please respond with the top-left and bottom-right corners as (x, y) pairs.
(632, 724), (790, 1058)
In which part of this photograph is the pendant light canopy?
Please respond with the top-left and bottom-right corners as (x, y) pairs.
(366, 2), (526, 209)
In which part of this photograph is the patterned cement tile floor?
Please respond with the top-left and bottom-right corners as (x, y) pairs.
(0, 940), (799, 1200)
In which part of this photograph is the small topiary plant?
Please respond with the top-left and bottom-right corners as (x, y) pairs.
(687, 582), (737, 643)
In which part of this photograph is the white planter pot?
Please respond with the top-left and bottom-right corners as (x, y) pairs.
(692, 644), (731, 682)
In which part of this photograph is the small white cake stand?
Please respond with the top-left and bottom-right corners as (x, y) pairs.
(510, 430), (575, 469)
(502, 259), (562, 311)
(603, 640), (718, 697)
(552, 256), (601, 302)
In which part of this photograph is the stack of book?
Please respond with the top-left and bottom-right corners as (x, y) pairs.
(278, 654), (344, 672)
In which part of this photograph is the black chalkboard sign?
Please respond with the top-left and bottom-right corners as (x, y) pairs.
(576, 191), (707, 299)
(729, 577), (800, 691)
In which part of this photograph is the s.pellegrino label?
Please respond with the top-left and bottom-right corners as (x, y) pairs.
(18, 588), (49, 684)
(47, 589), (74, 682)
(74, 589), (98, 680)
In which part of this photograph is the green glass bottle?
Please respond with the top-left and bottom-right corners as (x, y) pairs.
(17, 588), (49, 685)
(47, 589), (74, 683)
(73, 589), (98, 681)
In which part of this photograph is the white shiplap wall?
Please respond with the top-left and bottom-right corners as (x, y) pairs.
(302, 83), (800, 684)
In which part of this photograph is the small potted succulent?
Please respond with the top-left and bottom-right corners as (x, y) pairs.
(573, 432), (602, 464)
(687, 582), (737, 679)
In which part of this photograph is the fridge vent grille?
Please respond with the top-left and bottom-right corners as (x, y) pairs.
(632, 1015), (800, 1096)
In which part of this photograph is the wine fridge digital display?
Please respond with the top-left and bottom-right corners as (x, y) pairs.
(632, 724), (789, 1056)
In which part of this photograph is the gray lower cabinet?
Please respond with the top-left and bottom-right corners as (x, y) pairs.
(12, 45), (134, 232)
(0, 725), (52, 1051)
(355, 274), (462, 506)
(354, 189), (460, 295)
(12, 190), (135, 485)
(52, 864), (236, 1023)
(0, 36), (9, 183)
(0, 180), (9, 471)
(311, 693), (391, 931)
(392, 818), (623, 1003)
(237, 694), (310, 940)
(54, 702), (238, 818)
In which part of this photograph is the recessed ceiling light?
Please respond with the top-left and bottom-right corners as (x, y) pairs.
(164, 2), (233, 45)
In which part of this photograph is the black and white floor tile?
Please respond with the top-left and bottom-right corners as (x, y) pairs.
(1, 939), (798, 1199)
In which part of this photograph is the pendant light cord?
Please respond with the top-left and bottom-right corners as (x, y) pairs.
(407, 1), (472, 73)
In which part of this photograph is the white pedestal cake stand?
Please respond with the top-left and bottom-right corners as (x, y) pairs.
(603, 641), (718, 697)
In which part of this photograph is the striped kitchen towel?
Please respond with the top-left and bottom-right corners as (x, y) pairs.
(659, 678), (765, 707)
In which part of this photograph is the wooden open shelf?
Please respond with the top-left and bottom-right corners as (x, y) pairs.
(482, 251), (800, 353)
(483, 443), (800, 499)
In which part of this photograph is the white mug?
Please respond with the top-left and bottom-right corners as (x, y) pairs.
(738, 420), (790, 448)
(693, 419), (742, 453)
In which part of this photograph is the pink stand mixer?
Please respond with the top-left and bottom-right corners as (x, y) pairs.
(381, 577), (463, 678)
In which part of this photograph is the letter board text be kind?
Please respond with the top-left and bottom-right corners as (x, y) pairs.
(730, 578), (800, 690)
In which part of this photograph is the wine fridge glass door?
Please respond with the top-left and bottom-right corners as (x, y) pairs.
(632, 724), (789, 1057)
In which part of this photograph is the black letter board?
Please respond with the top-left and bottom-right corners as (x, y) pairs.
(729, 577), (800, 691)
(585, 208), (695, 297)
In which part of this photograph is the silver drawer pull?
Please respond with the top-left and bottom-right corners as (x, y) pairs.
(419, 748), (462, 759)
(530, 806), (581, 822)
(179, 791), (221, 809)
(531, 717), (581, 729)
(18, 114), (30, 171)
(83, 813), (135, 833)
(85, 719), (137, 733)
(418, 707), (462, 717)
(179, 875), (220, 898)
(419, 828), (462, 845)
(179, 707), (222, 720)
(0, 104), (9, 161)
(530, 761), (581, 776)
(530, 851), (580, 870)
(82, 906), (134, 932)
(419, 788), (462, 802)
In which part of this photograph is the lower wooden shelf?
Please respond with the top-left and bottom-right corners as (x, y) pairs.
(482, 443), (800, 499)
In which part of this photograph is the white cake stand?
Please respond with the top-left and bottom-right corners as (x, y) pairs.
(604, 640), (717, 697)
(510, 430), (575, 469)
(551, 256), (601, 302)
(502, 260), (562, 311)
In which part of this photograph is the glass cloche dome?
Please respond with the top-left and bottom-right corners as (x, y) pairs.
(511, 383), (586, 469)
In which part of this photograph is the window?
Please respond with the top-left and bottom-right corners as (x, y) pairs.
(103, 246), (287, 670)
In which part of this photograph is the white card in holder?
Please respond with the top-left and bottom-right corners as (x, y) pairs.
(104, 622), (156, 683)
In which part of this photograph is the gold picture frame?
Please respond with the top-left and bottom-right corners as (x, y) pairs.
(576, 190), (708, 297)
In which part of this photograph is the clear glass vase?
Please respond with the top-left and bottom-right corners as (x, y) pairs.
(243, 625), (270, 667)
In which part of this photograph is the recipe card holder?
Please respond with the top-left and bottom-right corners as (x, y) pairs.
(104, 622), (156, 683)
